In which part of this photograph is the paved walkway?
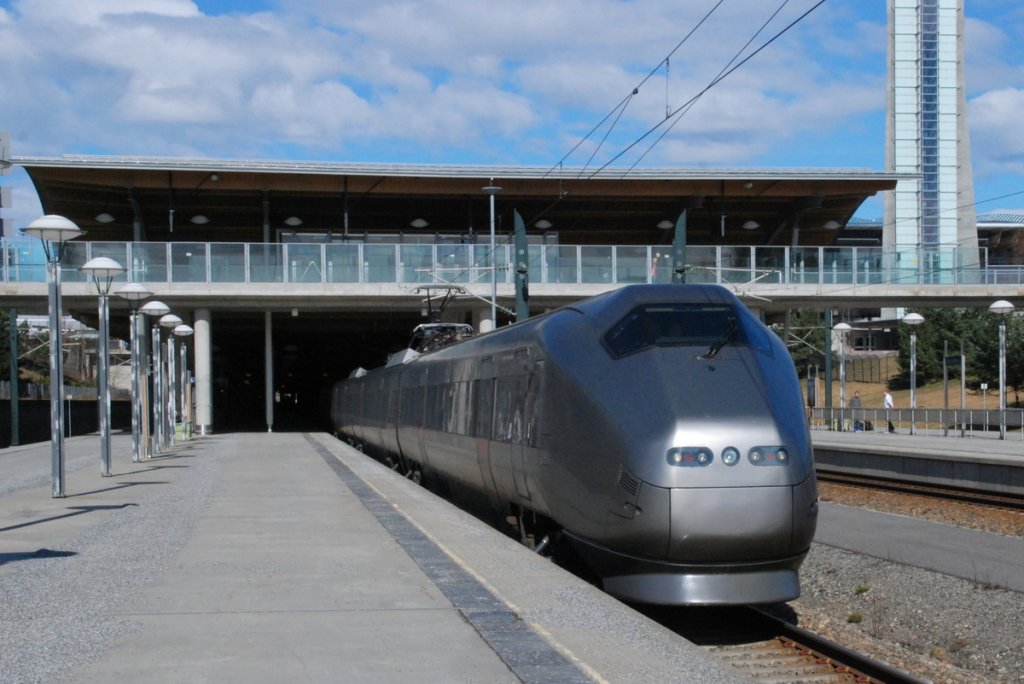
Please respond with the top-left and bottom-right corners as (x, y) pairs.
(812, 429), (1024, 462)
(0, 432), (742, 683)
(812, 430), (1024, 591)
(816, 504), (1024, 592)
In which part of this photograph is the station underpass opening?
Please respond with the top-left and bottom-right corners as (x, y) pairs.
(209, 310), (424, 433)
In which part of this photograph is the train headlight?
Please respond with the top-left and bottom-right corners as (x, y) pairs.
(667, 447), (713, 467)
(721, 447), (740, 466)
(748, 446), (791, 466)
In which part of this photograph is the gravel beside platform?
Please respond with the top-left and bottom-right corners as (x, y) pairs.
(801, 443), (1024, 682)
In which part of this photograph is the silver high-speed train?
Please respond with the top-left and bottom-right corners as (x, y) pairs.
(332, 284), (818, 605)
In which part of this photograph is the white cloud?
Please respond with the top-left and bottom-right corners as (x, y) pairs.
(970, 87), (1024, 176)
(0, 0), (885, 164)
(0, 0), (1020, 216)
(14, 0), (200, 25)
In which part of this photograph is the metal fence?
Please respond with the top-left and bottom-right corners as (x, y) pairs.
(0, 380), (130, 401)
(810, 407), (1024, 441)
(3, 239), (1022, 287)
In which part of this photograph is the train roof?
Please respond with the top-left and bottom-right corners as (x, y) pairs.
(568, 284), (741, 324)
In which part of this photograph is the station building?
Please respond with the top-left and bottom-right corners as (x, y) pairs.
(4, 155), (912, 433)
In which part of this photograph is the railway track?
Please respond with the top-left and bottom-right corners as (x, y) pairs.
(642, 605), (925, 683)
(816, 469), (1024, 512)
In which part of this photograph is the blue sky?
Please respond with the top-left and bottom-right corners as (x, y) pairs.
(1, 0), (1022, 229)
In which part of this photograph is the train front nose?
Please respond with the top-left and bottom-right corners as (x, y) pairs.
(666, 478), (818, 562)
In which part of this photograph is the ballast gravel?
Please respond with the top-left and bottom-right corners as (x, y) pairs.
(778, 484), (1024, 684)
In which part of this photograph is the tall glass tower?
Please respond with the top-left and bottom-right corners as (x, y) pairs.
(884, 0), (979, 279)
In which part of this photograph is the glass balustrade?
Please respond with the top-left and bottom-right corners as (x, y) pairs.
(0, 239), (1015, 287)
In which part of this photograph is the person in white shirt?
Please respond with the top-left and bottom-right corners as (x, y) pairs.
(883, 390), (895, 432)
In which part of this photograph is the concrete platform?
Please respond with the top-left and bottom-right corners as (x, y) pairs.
(0, 432), (743, 683)
(812, 430), (1024, 496)
(811, 430), (1024, 593)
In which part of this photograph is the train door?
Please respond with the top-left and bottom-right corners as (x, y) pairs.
(507, 375), (531, 501)
(513, 366), (543, 501)
(474, 377), (497, 496)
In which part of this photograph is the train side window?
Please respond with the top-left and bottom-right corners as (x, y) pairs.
(454, 381), (472, 435)
(524, 372), (540, 447)
(472, 379), (494, 439)
(399, 386), (422, 427)
(443, 383), (457, 433)
(494, 376), (525, 443)
(425, 384), (442, 430)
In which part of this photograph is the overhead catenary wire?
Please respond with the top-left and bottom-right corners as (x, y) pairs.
(587, 0), (828, 180)
(545, 0), (728, 179)
(536, 0), (826, 232)
(450, 0), (1022, 301)
(627, 0), (795, 174)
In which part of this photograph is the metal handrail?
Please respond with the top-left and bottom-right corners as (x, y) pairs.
(3, 239), (1020, 287)
(810, 407), (1024, 441)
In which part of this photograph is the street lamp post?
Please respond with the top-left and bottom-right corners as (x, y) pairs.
(159, 313), (183, 448)
(81, 257), (126, 476)
(482, 181), (502, 330)
(902, 312), (924, 435)
(989, 300), (1015, 440)
(174, 324), (194, 436)
(116, 283), (152, 463)
(140, 301), (170, 456)
(23, 215), (83, 497)
(832, 322), (851, 429)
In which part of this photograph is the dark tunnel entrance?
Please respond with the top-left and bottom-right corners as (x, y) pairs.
(209, 311), (423, 433)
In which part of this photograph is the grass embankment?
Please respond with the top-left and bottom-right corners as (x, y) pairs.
(827, 381), (1014, 411)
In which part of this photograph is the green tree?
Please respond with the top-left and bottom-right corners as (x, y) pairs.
(884, 307), (1021, 406)
(772, 309), (826, 376)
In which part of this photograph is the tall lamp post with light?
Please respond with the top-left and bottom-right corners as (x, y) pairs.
(902, 312), (924, 435)
(81, 257), (125, 476)
(989, 300), (1015, 440)
(174, 324), (194, 436)
(159, 313), (183, 448)
(482, 180), (501, 330)
(140, 300), (170, 456)
(116, 283), (152, 463)
(23, 215), (83, 497)
(832, 322), (851, 429)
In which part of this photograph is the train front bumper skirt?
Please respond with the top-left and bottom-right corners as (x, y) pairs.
(563, 531), (808, 605)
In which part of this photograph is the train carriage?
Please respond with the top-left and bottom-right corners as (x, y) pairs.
(333, 284), (818, 605)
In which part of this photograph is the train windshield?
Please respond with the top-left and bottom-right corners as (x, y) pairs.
(603, 303), (769, 359)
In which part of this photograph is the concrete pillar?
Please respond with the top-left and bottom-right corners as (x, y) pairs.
(194, 308), (213, 435)
(265, 311), (274, 432)
(473, 307), (493, 333)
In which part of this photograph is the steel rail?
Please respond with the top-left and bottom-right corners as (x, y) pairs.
(817, 469), (1024, 512)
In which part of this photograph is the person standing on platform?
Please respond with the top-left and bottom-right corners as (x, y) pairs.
(850, 390), (862, 431)
(883, 389), (895, 432)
